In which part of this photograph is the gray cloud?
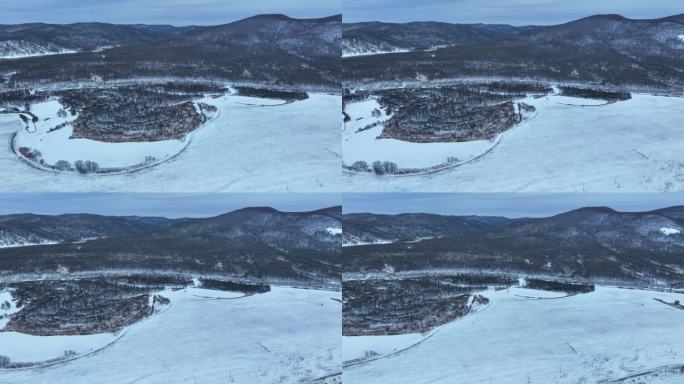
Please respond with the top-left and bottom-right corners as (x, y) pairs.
(344, 0), (682, 25)
(343, 193), (684, 218)
(0, 0), (341, 25)
(0, 193), (340, 218)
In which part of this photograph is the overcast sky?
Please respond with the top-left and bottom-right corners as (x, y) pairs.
(0, 0), (341, 25)
(0, 193), (340, 218)
(344, 0), (682, 24)
(343, 193), (684, 218)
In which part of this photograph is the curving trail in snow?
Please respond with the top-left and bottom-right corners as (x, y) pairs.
(343, 287), (684, 384)
(345, 94), (684, 192)
(0, 93), (340, 192)
(0, 287), (341, 384)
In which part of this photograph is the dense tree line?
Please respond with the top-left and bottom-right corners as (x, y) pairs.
(558, 86), (631, 101)
(7, 279), (152, 336)
(343, 38), (683, 92)
(234, 86), (308, 101)
(525, 278), (595, 294)
(343, 275), (512, 335)
(199, 279), (270, 294)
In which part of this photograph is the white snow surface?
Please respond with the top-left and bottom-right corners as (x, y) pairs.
(343, 332), (427, 364)
(0, 40), (78, 60)
(660, 227), (681, 236)
(0, 330), (119, 363)
(344, 94), (684, 192)
(0, 287), (341, 383)
(326, 227), (342, 235)
(342, 48), (411, 57)
(0, 236), (58, 249)
(343, 286), (684, 384)
(678, 35), (684, 42)
(0, 290), (19, 329)
(342, 237), (394, 247)
(0, 93), (340, 191)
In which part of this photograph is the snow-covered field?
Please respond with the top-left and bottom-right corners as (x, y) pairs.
(344, 94), (684, 192)
(0, 331), (120, 365)
(344, 332), (429, 365)
(343, 99), (505, 171)
(0, 286), (341, 384)
(343, 286), (684, 384)
(13, 100), (191, 172)
(0, 93), (340, 191)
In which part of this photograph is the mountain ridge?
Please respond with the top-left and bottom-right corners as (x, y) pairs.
(0, 14), (342, 87)
(343, 206), (684, 286)
(343, 13), (684, 89)
(0, 206), (342, 284)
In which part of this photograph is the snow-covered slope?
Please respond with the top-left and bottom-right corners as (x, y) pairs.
(12, 99), (207, 174)
(344, 286), (684, 383)
(342, 41), (410, 57)
(0, 287), (341, 383)
(0, 231), (57, 248)
(344, 94), (684, 192)
(0, 40), (77, 59)
(0, 93), (341, 192)
(0, 290), (19, 329)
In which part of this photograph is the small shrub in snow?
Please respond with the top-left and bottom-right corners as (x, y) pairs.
(18, 147), (41, 160)
(0, 355), (9, 368)
(74, 160), (100, 174)
(54, 160), (72, 171)
(372, 160), (385, 175)
(372, 161), (399, 175)
(350, 161), (369, 172)
(383, 161), (398, 174)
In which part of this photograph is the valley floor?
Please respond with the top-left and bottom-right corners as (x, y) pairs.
(344, 94), (684, 192)
(0, 287), (341, 384)
(0, 93), (341, 192)
(343, 286), (684, 384)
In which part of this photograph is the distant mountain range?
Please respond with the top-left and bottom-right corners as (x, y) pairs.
(343, 14), (684, 90)
(343, 212), (509, 245)
(0, 23), (195, 58)
(342, 21), (532, 56)
(0, 14), (341, 87)
(0, 206), (342, 284)
(344, 206), (684, 286)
